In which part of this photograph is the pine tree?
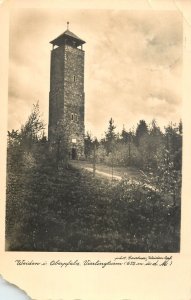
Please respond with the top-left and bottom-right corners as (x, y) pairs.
(105, 118), (116, 154)
(135, 120), (148, 146)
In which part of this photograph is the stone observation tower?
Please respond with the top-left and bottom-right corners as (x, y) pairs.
(48, 23), (85, 160)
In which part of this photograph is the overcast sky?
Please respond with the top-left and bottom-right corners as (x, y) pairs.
(8, 8), (182, 138)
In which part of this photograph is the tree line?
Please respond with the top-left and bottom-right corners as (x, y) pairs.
(6, 103), (181, 251)
(85, 118), (182, 170)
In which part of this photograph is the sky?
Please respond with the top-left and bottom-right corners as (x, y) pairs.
(8, 8), (182, 138)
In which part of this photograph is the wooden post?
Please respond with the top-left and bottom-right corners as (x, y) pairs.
(93, 142), (96, 178)
(111, 154), (114, 181)
(128, 132), (131, 165)
(111, 141), (114, 181)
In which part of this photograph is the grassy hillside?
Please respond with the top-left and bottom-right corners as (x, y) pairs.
(6, 156), (180, 252)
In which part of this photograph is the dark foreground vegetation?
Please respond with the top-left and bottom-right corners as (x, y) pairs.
(6, 103), (181, 252)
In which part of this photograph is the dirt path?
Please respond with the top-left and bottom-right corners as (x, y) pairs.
(84, 167), (122, 180)
(70, 160), (141, 180)
(70, 160), (157, 191)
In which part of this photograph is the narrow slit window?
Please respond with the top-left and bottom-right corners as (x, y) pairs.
(73, 75), (76, 82)
(71, 113), (74, 121)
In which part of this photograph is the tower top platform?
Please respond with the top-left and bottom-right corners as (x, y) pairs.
(50, 29), (86, 48)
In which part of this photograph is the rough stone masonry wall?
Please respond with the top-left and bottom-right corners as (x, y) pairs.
(48, 46), (65, 139)
(48, 44), (85, 159)
(63, 45), (85, 159)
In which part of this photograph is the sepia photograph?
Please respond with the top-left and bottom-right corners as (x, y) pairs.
(6, 8), (182, 252)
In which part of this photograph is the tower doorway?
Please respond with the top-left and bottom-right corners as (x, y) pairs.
(71, 148), (77, 160)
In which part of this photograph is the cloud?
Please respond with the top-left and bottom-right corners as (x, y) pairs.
(8, 9), (182, 138)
